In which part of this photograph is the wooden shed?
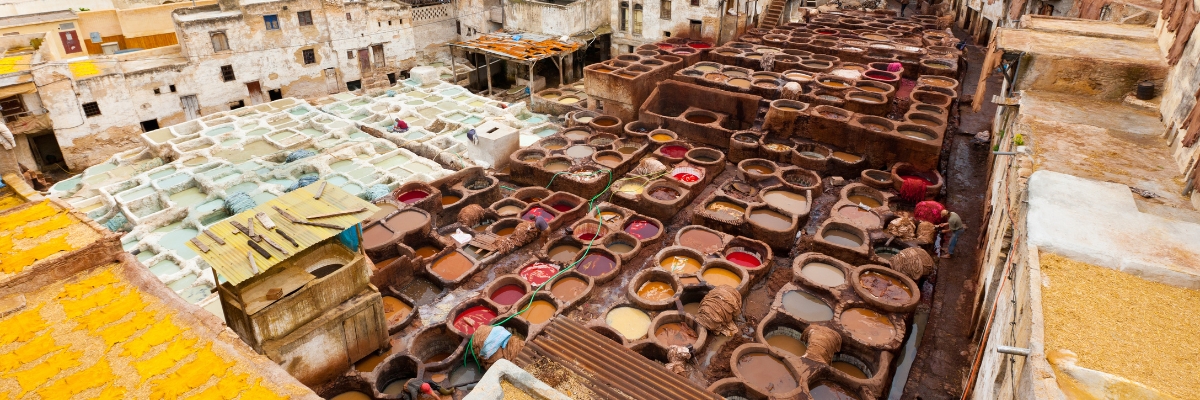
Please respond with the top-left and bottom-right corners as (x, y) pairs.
(189, 182), (389, 385)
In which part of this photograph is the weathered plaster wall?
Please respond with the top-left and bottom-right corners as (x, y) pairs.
(1153, 16), (1200, 180)
(0, 0), (115, 15)
(503, 0), (609, 37)
(0, 17), (84, 61)
(609, 0), (752, 52)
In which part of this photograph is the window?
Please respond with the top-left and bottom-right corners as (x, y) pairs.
(664, 31), (671, 37)
(387, 73), (396, 85)
(210, 32), (229, 52)
(345, 12), (352, 20)
(347, 50), (355, 59)
(169, 84), (177, 92)
(82, 102), (101, 117)
(268, 89), (282, 101)
(633, 4), (643, 36)
(619, 2), (629, 31)
(140, 119), (159, 132)
(302, 49), (316, 64)
(346, 80), (362, 91)
(388, 20), (392, 25)
(264, 15), (280, 30)
(153, 88), (161, 94)
(220, 65), (235, 82)
(690, 0), (699, 6)
(229, 100), (245, 109)
(661, 0), (671, 19)
(59, 22), (75, 30)
(297, 11), (313, 26)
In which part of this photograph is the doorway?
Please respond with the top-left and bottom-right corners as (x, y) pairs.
(268, 89), (283, 101)
(246, 81), (263, 105)
(29, 133), (65, 171)
(59, 30), (82, 54)
(180, 95), (199, 121)
(140, 119), (159, 132)
(357, 49), (371, 72)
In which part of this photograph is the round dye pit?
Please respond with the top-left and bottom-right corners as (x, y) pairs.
(679, 229), (723, 253)
(606, 241), (635, 254)
(725, 251), (761, 268)
(453, 306), (497, 335)
(651, 133), (674, 141)
(763, 190), (808, 213)
(647, 186), (680, 201)
(441, 194), (461, 206)
(637, 281), (675, 301)
(397, 190), (429, 204)
(737, 353), (798, 394)
(833, 358), (869, 379)
(748, 209), (792, 230)
(596, 154), (623, 167)
(707, 201), (746, 219)
(565, 145), (595, 158)
(899, 129), (935, 140)
(764, 328), (807, 358)
(520, 262), (560, 286)
(841, 308), (895, 346)
(801, 262), (846, 287)
(655, 322), (698, 347)
(623, 219), (659, 239)
(547, 244), (580, 264)
(576, 253), (617, 277)
(822, 229), (863, 248)
(496, 204), (524, 215)
(781, 290), (833, 321)
(606, 307), (652, 340)
(701, 267), (742, 287)
(660, 145), (688, 158)
(490, 284), (526, 305)
(859, 271), (913, 302)
(744, 164), (774, 175)
(543, 161), (570, 172)
(550, 277), (587, 301)
(522, 207), (555, 222)
(617, 181), (645, 195)
(874, 247), (900, 260)
(660, 255), (702, 274)
(673, 172), (700, 183)
(836, 205), (881, 227)
(832, 151), (863, 163)
(329, 392), (371, 400)
(430, 252), (473, 281)
(521, 300), (557, 324)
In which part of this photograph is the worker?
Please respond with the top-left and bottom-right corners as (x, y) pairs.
(466, 128), (478, 145)
(534, 215), (549, 231)
(898, 0), (909, 16)
(938, 209), (965, 258)
(390, 118), (409, 133)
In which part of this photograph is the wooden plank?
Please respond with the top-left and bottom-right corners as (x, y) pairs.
(241, 267), (315, 314)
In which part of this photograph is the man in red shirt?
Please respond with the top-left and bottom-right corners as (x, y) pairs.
(390, 118), (409, 133)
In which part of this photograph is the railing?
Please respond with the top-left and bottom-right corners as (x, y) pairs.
(412, 1), (455, 22)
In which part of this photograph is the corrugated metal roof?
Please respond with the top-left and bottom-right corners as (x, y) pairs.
(189, 182), (378, 285)
(449, 30), (582, 62)
(514, 319), (722, 400)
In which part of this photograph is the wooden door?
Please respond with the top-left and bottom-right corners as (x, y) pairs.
(357, 49), (371, 72)
(371, 45), (385, 68)
(342, 308), (382, 364)
(180, 95), (199, 121)
(59, 31), (82, 54)
(246, 81), (263, 105)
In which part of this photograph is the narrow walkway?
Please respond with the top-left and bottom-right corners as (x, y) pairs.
(897, 25), (1001, 399)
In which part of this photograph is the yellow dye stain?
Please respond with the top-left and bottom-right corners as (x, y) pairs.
(0, 55), (30, 75)
(60, 284), (126, 318)
(0, 234), (73, 274)
(35, 359), (116, 398)
(95, 384), (127, 400)
(135, 337), (198, 380)
(148, 345), (235, 398)
(0, 193), (24, 211)
(69, 61), (100, 77)
(6, 348), (82, 392)
(0, 305), (46, 346)
(98, 310), (157, 347)
(16, 212), (73, 239)
(239, 379), (290, 400)
(0, 335), (65, 373)
(57, 270), (120, 300)
(191, 371), (247, 399)
(76, 291), (148, 332)
(0, 201), (59, 230)
(121, 318), (184, 358)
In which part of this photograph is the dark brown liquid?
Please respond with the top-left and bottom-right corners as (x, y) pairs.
(840, 308), (895, 346)
(749, 209), (792, 230)
(686, 114), (717, 124)
(654, 322), (697, 346)
(550, 277), (587, 301)
(679, 229), (722, 253)
(859, 271), (912, 302)
(737, 353), (798, 394)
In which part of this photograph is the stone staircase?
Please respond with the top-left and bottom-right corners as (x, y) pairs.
(759, 0), (786, 27)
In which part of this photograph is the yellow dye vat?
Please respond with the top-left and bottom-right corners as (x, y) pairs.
(69, 61), (101, 77)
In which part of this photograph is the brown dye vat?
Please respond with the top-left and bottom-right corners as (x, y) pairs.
(550, 277), (588, 301)
(563, 129), (591, 141)
(832, 360), (869, 378)
(781, 290), (833, 321)
(544, 160), (571, 172)
(846, 194), (882, 208)
(836, 205), (881, 227)
(763, 190), (807, 213)
(685, 113), (718, 124)
(565, 145), (596, 158)
(723, 69), (749, 78)
(430, 251), (473, 281)
(898, 129), (935, 140)
(744, 164), (774, 175)
(655, 323), (698, 346)
(728, 78), (752, 89)
(765, 328), (808, 358)
(823, 229), (863, 247)
(679, 228), (723, 253)
(595, 153), (623, 167)
(548, 244), (581, 264)
(749, 209), (792, 230)
(707, 201), (747, 219)
(801, 262), (846, 287)
(738, 353), (799, 394)
(400, 278), (441, 306)
(383, 296), (413, 320)
(859, 271), (913, 302)
(809, 382), (859, 399)
(366, 202), (398, 223)
(576, 253), (617, 277)
(521, 300), (557, 324)
(832, 151), (863, 163)
(841, 307), (895, 346)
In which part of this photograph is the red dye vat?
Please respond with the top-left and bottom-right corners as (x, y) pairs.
(577, 232), (600, 241)
(490, 284), (526, 305)
(687, 42), (712, 49)
(577, 253), (617, 277)
(522, 207), (555, 222)
(660, 145), (688, 158)
(673, 172), (700, 183)
(453, 306), (497, 335)
(520, 262), (560, 285)
(624, 219), (660, 239)
(550, 202), (576, 212)
(658, 43), (676, 49)
(864, 71), (895, 81)
(900, 175), (933, 185)
(726, 251), (762, 268)
(397, 190), (429, 204)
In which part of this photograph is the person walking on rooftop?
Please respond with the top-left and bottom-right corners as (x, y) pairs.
(938, 209), (965, 258)
(898, 0), (910, 16)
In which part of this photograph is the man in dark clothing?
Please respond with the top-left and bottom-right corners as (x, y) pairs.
(899, 0), (910, 16)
